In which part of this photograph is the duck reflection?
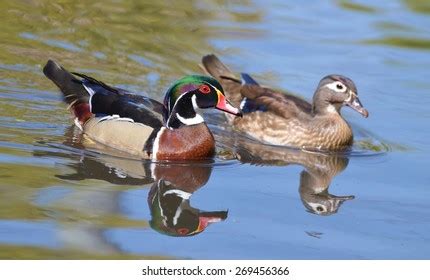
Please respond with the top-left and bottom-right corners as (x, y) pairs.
(233, 140), (354, 215)
(36, 126), (227, 238)
(148, 164), (227, 236)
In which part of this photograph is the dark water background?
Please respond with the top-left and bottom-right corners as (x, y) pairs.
(0, 0), (429, 259)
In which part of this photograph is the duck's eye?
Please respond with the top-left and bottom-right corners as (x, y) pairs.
(177, 228), (189, 235)
(199, 85), (211, 94)
(336, 83), (344, 90)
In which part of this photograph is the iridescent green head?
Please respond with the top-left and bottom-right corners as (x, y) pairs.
(163, 75), (242, 128)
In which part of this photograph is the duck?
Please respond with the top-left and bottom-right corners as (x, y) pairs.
(51, 130), (227, 236)
(201, 54), (369, 151)
(43, 60), (242, 160)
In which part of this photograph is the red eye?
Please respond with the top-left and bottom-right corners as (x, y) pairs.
(199, 85), (211, 94)
(177, 228), (189, 235)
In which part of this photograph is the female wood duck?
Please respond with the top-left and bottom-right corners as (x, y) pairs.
(43, 60), (242, 160)
(201, 54), (369, 151)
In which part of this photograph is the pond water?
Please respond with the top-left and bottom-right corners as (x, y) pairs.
(0, 0), (429, 259)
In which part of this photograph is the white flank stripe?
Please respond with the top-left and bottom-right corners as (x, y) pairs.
(152, 127), (166, 160)
(97, 114), (134, 123)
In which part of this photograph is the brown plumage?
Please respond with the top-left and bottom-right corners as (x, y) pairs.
(155, 124), (216, 160)
(201, 54), (369, 151)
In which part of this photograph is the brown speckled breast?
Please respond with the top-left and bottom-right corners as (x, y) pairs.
(234, 111), (353, 151)
(155, 123), (215, 160)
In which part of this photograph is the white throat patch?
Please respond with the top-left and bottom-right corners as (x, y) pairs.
(326, 104), (338, 114)
(176, 112), (204, 126)
(176, 94), (204, 125)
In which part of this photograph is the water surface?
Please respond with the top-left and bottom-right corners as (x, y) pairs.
(0, 0), (429, 259)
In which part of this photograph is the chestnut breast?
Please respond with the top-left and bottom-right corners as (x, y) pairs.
(155, 123), (215, 160)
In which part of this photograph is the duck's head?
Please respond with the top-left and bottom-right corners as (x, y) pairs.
(164, 75), (242, 129)
(313, 75), (369, 118)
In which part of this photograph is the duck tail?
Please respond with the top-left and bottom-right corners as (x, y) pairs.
(43, 60), (91, 124)
(201, 54), (239, 81)
(201, 54), (243, 107)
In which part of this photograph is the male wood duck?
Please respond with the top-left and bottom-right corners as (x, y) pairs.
(44, 129), (227, 237)
(43, 60), (242, 160)
(201, 54), (369, 151)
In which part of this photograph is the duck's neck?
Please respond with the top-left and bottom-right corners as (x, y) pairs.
(166, 94), (204, 129)
(310, 99), (353, 150)
(312, 96), (342, 117)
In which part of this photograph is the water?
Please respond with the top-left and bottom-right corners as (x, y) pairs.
(0, 0), (429, 259)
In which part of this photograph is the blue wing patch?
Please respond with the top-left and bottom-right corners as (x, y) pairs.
(240, 73), (267, 113)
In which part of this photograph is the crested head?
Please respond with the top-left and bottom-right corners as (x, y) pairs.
(164, 75), (223, 113)
(163, 75), (242, 129)
(313, 74), (368, 118)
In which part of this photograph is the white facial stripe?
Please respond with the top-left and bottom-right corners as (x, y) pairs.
(325, 81), (347, 93)
(166, 92), (189, 129)
(207, 82), (216, 91)
(172, 206), (183, 226)
(191, 94), (199, 110)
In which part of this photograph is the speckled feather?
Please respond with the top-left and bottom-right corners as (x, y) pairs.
(201, 54), (357, 151)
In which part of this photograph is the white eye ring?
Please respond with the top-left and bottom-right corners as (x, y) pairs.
(326, 81), (347, 93)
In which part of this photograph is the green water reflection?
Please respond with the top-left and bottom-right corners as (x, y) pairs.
(0, 0), (429, 259)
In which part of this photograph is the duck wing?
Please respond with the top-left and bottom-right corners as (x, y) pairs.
(72, 72), (165, 128)
(240, 80), (312, 119)
(201, 54), (312, 120)
(44, 60), (165, 129)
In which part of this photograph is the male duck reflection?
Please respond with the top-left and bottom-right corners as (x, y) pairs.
(201, 55), (369, 151)
(53, 131), (227, 236)
(148, 164), (227, 237)
(43, 60), (241, 160)
(234, 140), (354, 215)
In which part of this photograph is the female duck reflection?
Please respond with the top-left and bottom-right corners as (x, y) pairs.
(53, 130), (227, 237)
(232, 140), (354, 215)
